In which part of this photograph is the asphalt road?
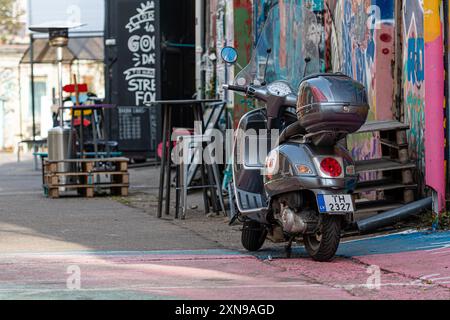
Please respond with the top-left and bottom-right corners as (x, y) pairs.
(0, 153), (449, 300)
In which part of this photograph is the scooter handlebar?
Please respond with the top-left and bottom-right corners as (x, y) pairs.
(223, 84), (295, 105)
(285, 94), (298, 107)
(224, 84), (249, 93)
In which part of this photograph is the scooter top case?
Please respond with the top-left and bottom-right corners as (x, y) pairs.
(297, 73), (369, 146)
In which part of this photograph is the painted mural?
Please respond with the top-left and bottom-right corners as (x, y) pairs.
(208, 0), (446, 210)
(254, 0), (326, 72)
(244, 2), (322, 88)
(402, 0), (425, 190)
(325, 0), (395, 188)
(253, 0), (390, 108)
(327, 0), (395, 120)
(233, 0), (255, 126)
(250, 0), (396, 181)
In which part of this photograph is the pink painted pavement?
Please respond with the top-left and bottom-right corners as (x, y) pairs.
(1, 246), (450, 300)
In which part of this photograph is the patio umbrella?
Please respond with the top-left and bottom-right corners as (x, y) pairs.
(20, 37), (104, 64)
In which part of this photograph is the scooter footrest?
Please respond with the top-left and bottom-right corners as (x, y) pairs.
(236, 189), (267, 211)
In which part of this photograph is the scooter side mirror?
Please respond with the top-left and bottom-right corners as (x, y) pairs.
(221, 46), (238, 64)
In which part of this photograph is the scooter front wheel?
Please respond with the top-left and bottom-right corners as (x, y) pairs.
(303, 215), (341, 262)
(241, 221), (267, 252)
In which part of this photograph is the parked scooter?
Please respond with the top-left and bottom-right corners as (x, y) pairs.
(221, 4), (369, 261)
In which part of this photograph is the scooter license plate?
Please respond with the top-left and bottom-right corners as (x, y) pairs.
(317, 195), (354, 214)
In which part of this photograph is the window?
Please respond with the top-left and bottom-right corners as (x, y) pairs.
(29, 78), (47, 118)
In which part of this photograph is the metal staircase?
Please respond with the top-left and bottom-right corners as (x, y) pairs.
(351, 120), (417, 220)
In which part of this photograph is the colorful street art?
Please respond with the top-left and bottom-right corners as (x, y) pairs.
(327, 0), (395, 121)
(208, 0), (447, 210)
(233, 0), (254, 126)
(402, 0), (425, 189)
(254, 0), (326, 72)
(325, 0), (395, 187)
(401, 0), (446, 211)
(247, 2), (322, 89)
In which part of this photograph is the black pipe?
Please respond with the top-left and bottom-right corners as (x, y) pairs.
(357, 197), (432, 233)
(444, 0), (450, 205)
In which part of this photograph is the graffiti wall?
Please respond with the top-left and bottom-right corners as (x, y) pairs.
(202, 0), (448, 209)
(328, 0), (395, 121)
(205, 0), (447, 209)
(247, 0), (396, 170)
(254, 0), (326, 72)
(325, 0), (395, 186)
(233, 0), (254, 126)
(402, 0), (425, 188)
(402, 0), (446, 211)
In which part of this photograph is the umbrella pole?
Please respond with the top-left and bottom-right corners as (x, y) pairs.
(29, 35), (36, 140)
(57, 46), (64, 127)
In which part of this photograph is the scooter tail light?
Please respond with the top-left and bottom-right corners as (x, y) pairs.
(320, 157), (343, 178)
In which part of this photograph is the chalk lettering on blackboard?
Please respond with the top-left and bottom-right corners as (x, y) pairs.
(123, 1), (158, 107)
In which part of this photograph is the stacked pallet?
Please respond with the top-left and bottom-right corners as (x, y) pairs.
(352, 121), (417, 220)
(43, 158), (130, 199)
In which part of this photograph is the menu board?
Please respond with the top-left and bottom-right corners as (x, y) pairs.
(121, 0), (160, 107)
(105, 0), (161, 156)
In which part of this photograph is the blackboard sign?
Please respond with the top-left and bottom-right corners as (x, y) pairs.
(118, 0), (160, 107)
(105, 0), (161, 158)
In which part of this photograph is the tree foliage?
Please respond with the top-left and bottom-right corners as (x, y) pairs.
(0, 0), (24, 43)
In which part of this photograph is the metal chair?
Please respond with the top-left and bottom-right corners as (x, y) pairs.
(175, 135), (226, 220)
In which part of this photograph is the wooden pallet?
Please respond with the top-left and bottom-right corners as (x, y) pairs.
(43, 158), (130, 199)
(351, 120), (417, 219)
(44, 157), (129, 174)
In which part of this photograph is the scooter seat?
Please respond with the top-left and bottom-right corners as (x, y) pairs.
(278, 122), (307, 145)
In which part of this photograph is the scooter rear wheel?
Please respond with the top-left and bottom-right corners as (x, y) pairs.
(241, 221), (267, 252)
(303, 215), (341, 262)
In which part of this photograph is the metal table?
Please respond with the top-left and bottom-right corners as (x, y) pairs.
(17, 139), (47, 170)
(149, 99), (222, 218)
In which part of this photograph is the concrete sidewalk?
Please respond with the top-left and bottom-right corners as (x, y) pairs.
(0, 152), (449, 300)
(0, 153), (218, 253)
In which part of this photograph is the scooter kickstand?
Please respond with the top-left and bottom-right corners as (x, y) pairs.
(285, 237), (294, 258)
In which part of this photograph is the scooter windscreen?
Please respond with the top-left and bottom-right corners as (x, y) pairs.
(234, 3), (322, 95)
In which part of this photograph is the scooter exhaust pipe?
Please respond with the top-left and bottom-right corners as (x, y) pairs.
(281, 205), (308, 234)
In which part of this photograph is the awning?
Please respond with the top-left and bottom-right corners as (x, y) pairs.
(20, 36), (104, 64)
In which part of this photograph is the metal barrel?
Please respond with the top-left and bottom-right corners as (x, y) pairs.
(48, 127), (75, 183)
